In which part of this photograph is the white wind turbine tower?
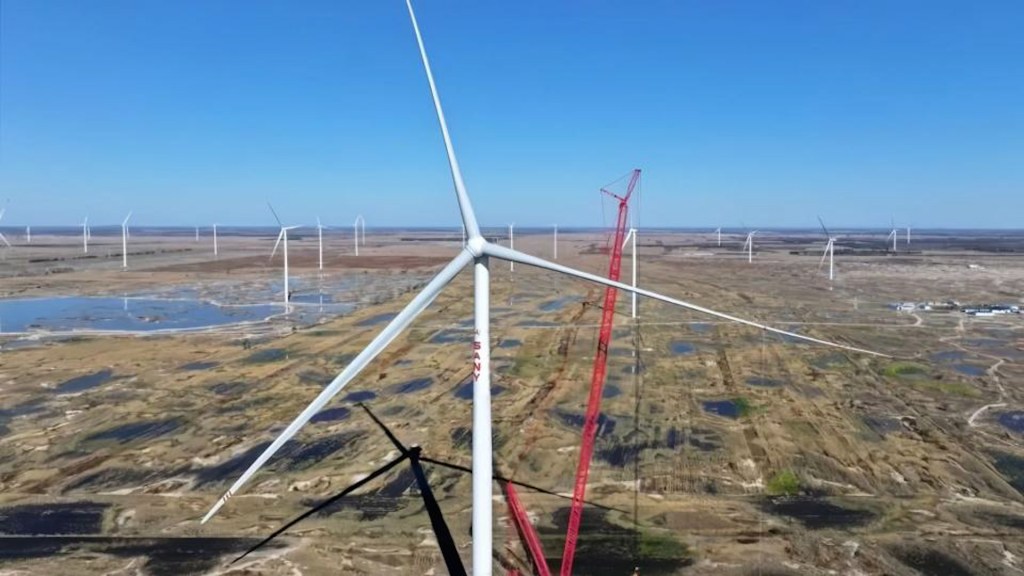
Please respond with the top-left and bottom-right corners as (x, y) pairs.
(269, 203), (299, 311)
(715, 226), (722, 247)
(906, 224), (911, 245)
(887, 217), (898, 252)
(553, 224), (558, 259)
(195, 226), (200, 242)
(213, 224), (219, 257)
(817, 216), (835, 282)
(121, 211), (132, 269)
(508, 223), (514, 272)
(0, 202), (10, 249)
(25, 226), (31, 244)
(742, 229), (757, 263)
(316, 217), (327, 273)
(199, 4), (887, 574)
(353, 215), (365, 256)
(82, 217), (89, 254)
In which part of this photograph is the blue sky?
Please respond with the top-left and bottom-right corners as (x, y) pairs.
(1, 1), (1021, 228)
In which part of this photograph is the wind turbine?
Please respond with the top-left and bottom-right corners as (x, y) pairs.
(121, 211), (132, 269)
(553, 224), (558, 259)
(25, 226), (30, 244)
(742, 230), (757, 263)
(623, 226), (638, 318)
(508, 223), (514, 272)
(213, 224), (219, 257)
(82, 217), (89, 254)
(353, 215), (365, 256)
(817, 216), (835, 282)
(906, 224), (911, 245)
(269, 203), (299, 311)
(887, 218), (897, 252)
(316, 217), (327, 273)
(200, 5), (887, 575)
(0, 202), (10, 249)
(195, 226), (199, 242)
(714, 227), (722, 247)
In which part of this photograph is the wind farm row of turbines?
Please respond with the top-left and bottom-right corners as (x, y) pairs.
(716, 218), (914, 281)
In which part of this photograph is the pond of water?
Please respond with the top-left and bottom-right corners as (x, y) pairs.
(0, 297), (278, 333)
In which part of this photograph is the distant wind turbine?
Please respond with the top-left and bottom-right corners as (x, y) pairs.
(213, 224), (218, 257)
(553, 224), (558, 260)
(121, 211), (132, 269)
(82, 217), (89, 254)
(714, 227), (721, 247)
(742, 230), (757, 263)
(886, 217), (898, 252)
(0, 202), (11, 249)
(25, 226), (30, 244)
(906, 224), (911, 245)
(316, 217), (327, 273)
(269, 204), (299, 310)
(195, 226), (199, 242)
(817, 216), (835, 282)
(353, 215), (365, 256)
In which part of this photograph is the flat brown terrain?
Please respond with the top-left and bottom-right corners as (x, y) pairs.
(1, 229), (1023, 575)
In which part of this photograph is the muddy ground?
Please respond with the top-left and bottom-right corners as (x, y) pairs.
(0, 229), (1023, 575)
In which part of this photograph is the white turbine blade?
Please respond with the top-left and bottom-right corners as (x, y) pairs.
(317, 216), (322, 228)
(0, 232), (10, 248)
(123, 211), (133, 226)
(483, 243), (888, 357)
(270, 230), (284, 259)
(621, 228), (634, 249)
(200, 249), (473, 524)
(405, 0), (480, 239)
(268, 203), (283, 227)
(818, 243), (829, 269)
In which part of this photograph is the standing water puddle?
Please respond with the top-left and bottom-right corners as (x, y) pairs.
(343, 390), (377, 403)
(0, 502), (109, 535)
(390, 378), (432, 394)
(356, 312), (397, 327)
(998, 411), (1024, 434)
(55, 370), (115, 394)
(453, 381), (505, 400)
(179, 361), (219, 371)
(954, 364), (985, 376)
(84, 418), (182, 444)
(0, 297), (278, 333)
(670, 341), (696, 355)
(310, 407), (351, 423)
(760, 497), (876, 529)
(931, 350), (968, 363)
(702, 399), (745, 419)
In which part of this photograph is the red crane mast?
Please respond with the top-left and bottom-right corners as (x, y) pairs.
(560, 169), (640, 575)
(504, 482), (552, 576)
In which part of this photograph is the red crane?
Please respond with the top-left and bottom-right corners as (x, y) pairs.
(504, 482), (552, 576)
(560, 169), (640, 576)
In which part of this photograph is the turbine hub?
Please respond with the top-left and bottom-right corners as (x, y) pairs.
(467, 235), (486, 257)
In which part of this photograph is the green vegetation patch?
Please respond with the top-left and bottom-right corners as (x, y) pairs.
(883, 362), (927, 377)
(734, 396), (755, 418)
(912, 379), (980, 397)
(766, 469), (801, 496)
